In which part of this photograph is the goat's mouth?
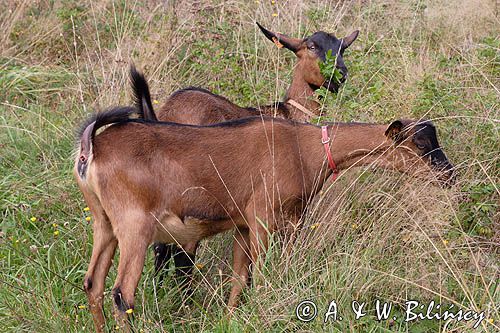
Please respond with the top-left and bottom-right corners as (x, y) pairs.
(432, 162), (456, 187)
(322, 79), (341, 93)
(402, 161), (455, 188)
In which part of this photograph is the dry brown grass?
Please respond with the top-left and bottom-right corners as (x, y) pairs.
(0, 0), (498, 331)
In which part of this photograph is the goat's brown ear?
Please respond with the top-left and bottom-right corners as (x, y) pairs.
(256, 22), (302, 52)
(341, 30), (359, 49)
(385, 120), (405, 143)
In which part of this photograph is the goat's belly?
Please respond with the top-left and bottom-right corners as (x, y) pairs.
(153, 212), (234, 245)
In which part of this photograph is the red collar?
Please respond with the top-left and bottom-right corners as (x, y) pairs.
(321, 126), (339, 181)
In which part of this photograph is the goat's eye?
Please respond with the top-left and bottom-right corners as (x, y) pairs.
(308, 44), (316, 50)
(417, 144), (426, 150)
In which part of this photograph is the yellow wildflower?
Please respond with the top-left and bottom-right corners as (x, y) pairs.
(78, 305), (86, 309)
(272, 13), (278, 17)
(85, 216), (91, 222)
(125, 308), (133, 314)
(351, 223), (358, 230)
(487, 318), (494, 324)
(310, 223), (319, 230)
(196, 263), (204, 269)
(30, 217), (37, 222)
(83, 207), (90, 212)
(52, 223), (58, 228)
(153, 100), (159, 104)
(53, 230), (59, 236)
(442, 239), (449, 246)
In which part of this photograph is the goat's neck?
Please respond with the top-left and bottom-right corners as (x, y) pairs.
(301, 123), (391, 184)
(284, 71), (320, 121)
(329, 124), (392, 170)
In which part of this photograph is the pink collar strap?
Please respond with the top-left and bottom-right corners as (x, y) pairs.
(321, 126), (339, 181)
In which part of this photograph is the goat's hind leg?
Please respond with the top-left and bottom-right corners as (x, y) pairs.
(112, 214), (152, 331)
(83, 195), (117, 333)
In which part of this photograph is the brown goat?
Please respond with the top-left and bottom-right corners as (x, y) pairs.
(134, 21), (359, 283)
(156, 22), (359, 124)
(75, 107), (453, 332)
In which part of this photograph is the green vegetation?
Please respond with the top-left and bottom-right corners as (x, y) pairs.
(1, 0), (498, 332)
(316, 49), (343, 100)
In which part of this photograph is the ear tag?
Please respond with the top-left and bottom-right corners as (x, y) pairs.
(272, 37), (283, 48)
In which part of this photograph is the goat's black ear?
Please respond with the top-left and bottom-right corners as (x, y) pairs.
(385, 120), (405, 143)
(256, 22), (302, 52)
(341, 30), (359, 49)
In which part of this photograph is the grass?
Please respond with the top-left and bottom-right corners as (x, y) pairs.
(0, 0), (498, 332)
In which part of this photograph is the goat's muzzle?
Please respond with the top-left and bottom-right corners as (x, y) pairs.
(322, 79), (340, 93)
(435, 162), (456, 188)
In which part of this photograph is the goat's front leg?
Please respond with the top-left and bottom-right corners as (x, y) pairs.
(228, 227), (250, 309)
(282, 211), (302, 255)
(84, 206), (117, 333)
(153, 242), (172, 283)
(173, 241), (198, 294)
(247, 211), (270, 288)
(112, 225), (150, 332)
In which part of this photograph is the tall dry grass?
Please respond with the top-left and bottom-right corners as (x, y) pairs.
(0, 0), (498, 332)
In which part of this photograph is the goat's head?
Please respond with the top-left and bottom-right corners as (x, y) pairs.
(257, 22), (359, 93)
(382, 120), (455, 186)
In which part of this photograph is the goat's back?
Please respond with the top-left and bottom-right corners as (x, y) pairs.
(89, 118), (316, 222)
(156, 88), (256, 124)
(157, 88), (290, 125)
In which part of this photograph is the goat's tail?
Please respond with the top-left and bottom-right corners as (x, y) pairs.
(76, 106), (136, 179)
(130, 65), (158, 121)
